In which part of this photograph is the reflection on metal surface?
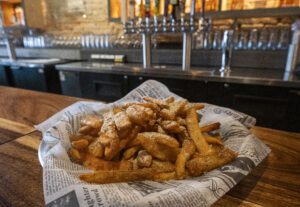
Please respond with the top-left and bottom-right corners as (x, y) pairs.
(220, 69), (231, 77)
(182, 33), (192, 71)
(0, 58), (63, 68)
(220, 30), (233, 73)
(283, 72), (293, 81)
(285, 29), (300, 73)
(142, 33), (152, 69)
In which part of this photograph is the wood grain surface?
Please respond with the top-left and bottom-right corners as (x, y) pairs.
(0, 118), (35, 144)
(0, 86), (84, 126)
(0, 131), (43, 207)
(214, 126), (300, 206)
(0, 86), (299, 207)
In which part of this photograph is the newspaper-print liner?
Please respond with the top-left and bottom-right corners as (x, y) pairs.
(37, 80), (270, 207)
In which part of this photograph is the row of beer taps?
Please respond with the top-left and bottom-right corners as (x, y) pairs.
(123, 0), (207, 34)
(122, 0), (232, 72)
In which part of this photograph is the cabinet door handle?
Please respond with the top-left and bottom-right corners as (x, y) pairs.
(139, 77), (143, 81)
(123, 75), (128, 79)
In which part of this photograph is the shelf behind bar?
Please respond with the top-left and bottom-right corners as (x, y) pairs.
(196, 7), (300, 19)
(0, 48), (287, 70)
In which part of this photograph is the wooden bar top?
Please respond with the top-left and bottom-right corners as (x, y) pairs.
(0, 86), (299, 207)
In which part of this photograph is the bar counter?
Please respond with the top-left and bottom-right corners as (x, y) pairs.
(56, 62), (300, 88)
(0, 86), (299, 206)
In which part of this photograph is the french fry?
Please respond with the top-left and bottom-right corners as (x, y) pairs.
(140, 139), (179, 162)
(120, 126), (141, 149)
(80, 168), (163, 184)
(101, 111), (119, 140)
(69, 134), (81, 142)
(123, 146), (141, 160)
(123, 102), (160, 111)
(170, 99), (188, 116)
(117, 128), (131, 139)
(204, 134), (223, 145)
(186, 107), (210, 155)
(98, 134), (111, 146)
(72, 139), (89, 150)
(88, 139), (104, 158)
(151, 160), (175, 172)
(160, 108), (175, 120)
(153, 172), (176, 181)
(81, 116), (103, 129)
(78, 125), (93, 135)
(69, 96), (238, 184)
(83, 153), (132, 171)
(112, 107), (122, 114)
(114, 111), (132, 134)
(126, 105), (156, 127)
(126, 135), (142, 148)
(143, 96), (169, 108)
(181, 103), (204, 115)
(156, 124), (167, 134)
(82, 135), (96, 143)
(100, 111), (120, 160)
(70, 134), (95, 143)
(68, 148), (83, 163)
(200, 122), (221, 133)
(104, 138), (120, 161)
(136, 150), (152, 167)
(179, 127), (190, 140)
(192, 103), (205, 110)
(161, 120), (184, 133)
(175, 139), (196, 179)
(176, 117), (186, 126)
(137, 132), (179, 149)
(165, 96), (175, 103)
(136, 132), (179, 161)
(89, 128), (100, 137)
(186, 147), (238, 176)
(212, 134), (221, 140)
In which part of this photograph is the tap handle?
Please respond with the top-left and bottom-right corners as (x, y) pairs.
(145, 0), (151, 18)
(179, 0), (185, 17)
(170, 0), (178, 20)
(201, 0), (205, 19)
(129, 0), (135, 20)
(138, 0), (145, 20)
(190, 0), (196, 18)
(164, 0), (170, 17)
(154, 0), (160, 17)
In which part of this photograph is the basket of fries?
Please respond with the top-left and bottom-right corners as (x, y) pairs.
(37, 80), (270, 207)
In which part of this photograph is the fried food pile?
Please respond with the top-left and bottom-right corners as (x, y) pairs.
(68, 97), (238, 184)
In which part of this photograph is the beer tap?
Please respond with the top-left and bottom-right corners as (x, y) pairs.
(182, 0), (196, 71)
(220, 30), (234, 72)
(142, 0), (152, 68)
(128, 0), (136, 33)
(137, 0), (145, 33)
(153, 0), (160, 33)
(162, 0), (170, 32)
(192, 0), (208, 50)
(179, 0), (187, 32)
(122, 0), (199, 70)
(170, 0), (179, 33)
(190, 0), (196, 32)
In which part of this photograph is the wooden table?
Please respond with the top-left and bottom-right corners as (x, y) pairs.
(0, 86), (299, 207)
